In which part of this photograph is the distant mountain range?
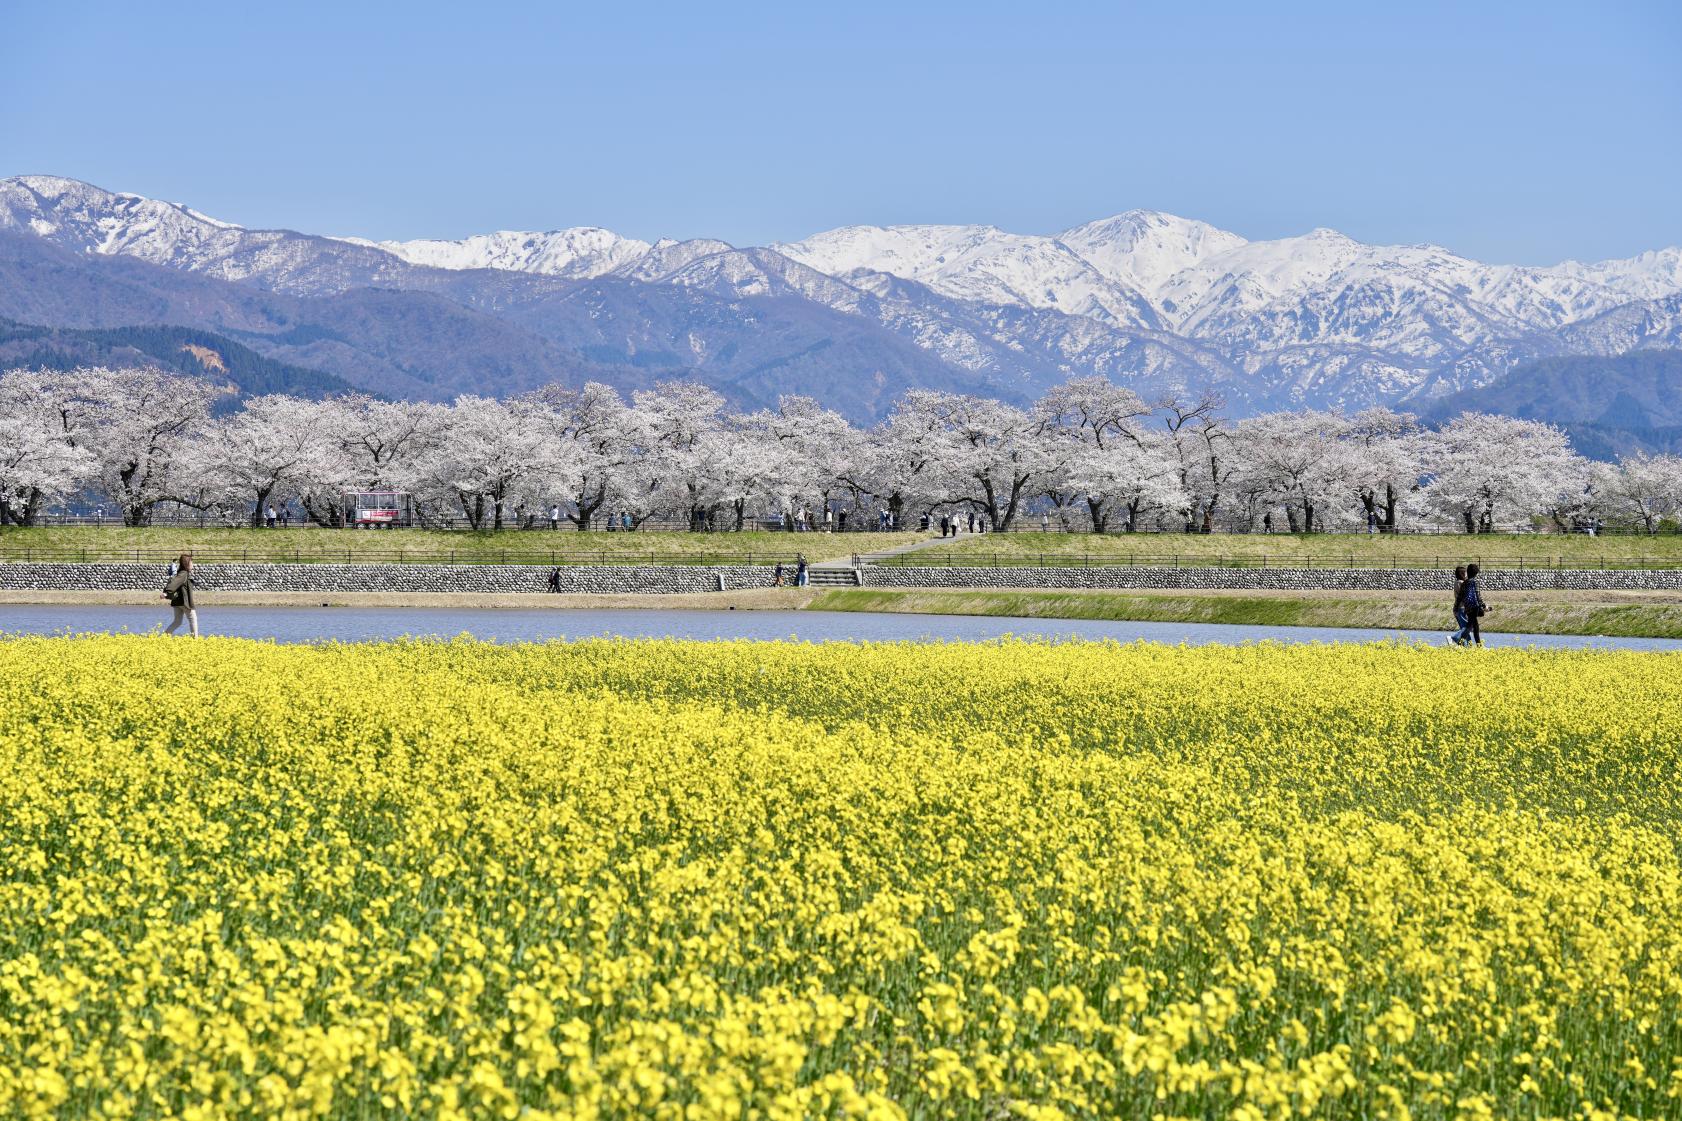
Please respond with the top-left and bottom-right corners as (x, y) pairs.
(2, 173), (1679, 425)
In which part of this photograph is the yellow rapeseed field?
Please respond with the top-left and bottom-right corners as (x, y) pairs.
(1, 635), (1679, 1121)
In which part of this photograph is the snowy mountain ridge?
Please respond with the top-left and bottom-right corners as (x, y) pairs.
(2, 173), (1680, 419)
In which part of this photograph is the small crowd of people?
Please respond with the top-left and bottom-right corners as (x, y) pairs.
(926, 510), (990, 537)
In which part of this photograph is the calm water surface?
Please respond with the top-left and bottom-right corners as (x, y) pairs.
(2, 604), (1679, 650)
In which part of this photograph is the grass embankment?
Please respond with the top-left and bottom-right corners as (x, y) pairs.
(812, 587), (1682, 638)
(0, 527), (914, 566)
(900, 530), (1682, 568)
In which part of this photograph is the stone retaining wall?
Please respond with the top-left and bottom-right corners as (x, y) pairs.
(6, 561), (1681, 596)
(0, 563), (779, 595)
(861, 565), (1682, 592)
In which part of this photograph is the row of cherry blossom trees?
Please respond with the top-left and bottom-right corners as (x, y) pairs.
(3, 366), (1680, 533)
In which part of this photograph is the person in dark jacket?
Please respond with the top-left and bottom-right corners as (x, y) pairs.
(1461, 563), (1486, 646)
(162, 554), (199, 638)
(1449, 565), (1470, 645)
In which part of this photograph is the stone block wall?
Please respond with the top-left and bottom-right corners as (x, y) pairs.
(860, 565), (1682, 592)
(0, 563), (782, 595)
(5, 561), (1680, 597)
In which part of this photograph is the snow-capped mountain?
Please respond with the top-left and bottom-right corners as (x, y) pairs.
(350, 227), (652, 278)
(1057, 210), (1248, 309)
(773, 224), (1162, 329)
(2, 173), (1680, 421)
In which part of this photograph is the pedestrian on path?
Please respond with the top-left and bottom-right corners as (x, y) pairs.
(162, 554), (200, 638)
(773, 562), (785, 587)
(1449, 565), (1470, 645)
(1461, 563), (1487, 646)
(795, 554), (809, 587)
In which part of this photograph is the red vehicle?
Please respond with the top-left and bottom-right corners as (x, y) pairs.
(342, 491), (412, 528)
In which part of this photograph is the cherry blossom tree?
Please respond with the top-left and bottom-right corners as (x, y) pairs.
(1157, 393), (1232, 533)
(416, 396), (554, 529)
(633, 382), (728, 529)
(186, 395), (342, 525)
(1343, 407), (1425, 532)
(1424, 413), (1589, 533)
(1593, 453), (1682, 533)
(896, 391), (1051, 530)
(0, 369), (100, 525)
(519, 382), (641, 530)
(80, 368), (226, 526)
(1233, 411), (1352, 533)
(1037, 376), (1155, 532)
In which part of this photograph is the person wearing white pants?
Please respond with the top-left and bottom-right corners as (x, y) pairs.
(163, 554), (200, 638)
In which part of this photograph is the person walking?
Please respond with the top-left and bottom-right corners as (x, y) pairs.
(546, 566), (562, 593)
(162, 554), (199, 638)
(265, 504), (277, 528)
(773, 561), (785, 587)
(549, 504), (561, 530)
(1461, 562), (1487, 646)
(795, 554), (809, 587)
(1448, 565), (1470, 645)
(1263, 511), (1273, 534)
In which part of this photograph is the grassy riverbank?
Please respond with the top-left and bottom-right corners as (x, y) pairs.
(0, 527), (912, 566)
(900, 530), (1682, 569)
(811, 587), (1682, 638)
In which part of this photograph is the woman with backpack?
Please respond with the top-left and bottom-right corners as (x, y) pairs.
(162, 554), (199, 638)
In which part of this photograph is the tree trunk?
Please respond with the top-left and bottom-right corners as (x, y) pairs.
(569, 477), (607, 530)
(1086, 496), (1109, 534)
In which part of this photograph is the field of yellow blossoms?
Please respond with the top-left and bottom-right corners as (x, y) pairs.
(1, 634), (1680, 1120)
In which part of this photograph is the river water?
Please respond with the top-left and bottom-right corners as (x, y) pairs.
(1, 604), (1679, 650)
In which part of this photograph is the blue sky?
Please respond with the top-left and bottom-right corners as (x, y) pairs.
(3, 0), (1679, 263)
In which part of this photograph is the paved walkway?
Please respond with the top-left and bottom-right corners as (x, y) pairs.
(849, 533), (961, 562)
